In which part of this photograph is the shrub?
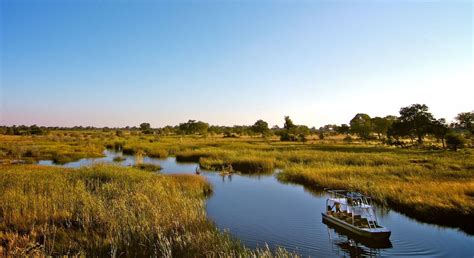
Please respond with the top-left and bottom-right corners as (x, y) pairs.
(230, 157), (274, 174)
(133, 163), (162, 172)
(199, 157), (225, 170)
(146, 149), (168, 159)
(343, 135), (352, 143)
(318, 132), (325, 140)
(122, 147), (136, 155)
(176, 151), (215, 163)
(446, 133), (466, 151)
(280, 133), (298, 142)
(113, 156), (126, 162)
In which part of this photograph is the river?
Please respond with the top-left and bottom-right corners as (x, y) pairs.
(39, 150), (474, 257)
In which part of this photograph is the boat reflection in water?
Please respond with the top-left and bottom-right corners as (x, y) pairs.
(324, 219), (392, 257)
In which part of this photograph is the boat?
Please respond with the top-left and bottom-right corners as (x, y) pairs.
(322, 190), (391, 240)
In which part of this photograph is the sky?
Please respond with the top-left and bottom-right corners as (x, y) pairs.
(1, 0), (472, 128)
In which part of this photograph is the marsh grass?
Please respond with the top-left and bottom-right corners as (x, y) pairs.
(133, 162), (162, 171)
(277, 154), (474, 233)
(176, 150), (217, 163)
(3, 131), (473, 234)
(0, 134), (104, 164)
(112, 156), (126, 162)
(0, 164), (296, 256)
(230, 157), (275, 174)
(146, 148), (169, 158)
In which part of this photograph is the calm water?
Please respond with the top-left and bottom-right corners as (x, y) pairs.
(39, 150), (474, 257)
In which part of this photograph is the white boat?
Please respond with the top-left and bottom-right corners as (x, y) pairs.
(322, 190), (391, 240)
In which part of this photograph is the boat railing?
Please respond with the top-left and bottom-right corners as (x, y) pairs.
(326, 190), (379, 229)
(326, 190), (373, 207)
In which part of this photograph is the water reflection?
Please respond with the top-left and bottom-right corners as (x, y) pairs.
(37, 149), (474, 257)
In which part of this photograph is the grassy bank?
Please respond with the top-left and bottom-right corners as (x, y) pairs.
(0, 164), (294, 256)
(277, 150), (474, 233)
(133, 162), (162, 171)
(0, 134), (105, 164)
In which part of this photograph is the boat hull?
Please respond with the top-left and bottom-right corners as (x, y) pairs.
(322, 213), (391, 240)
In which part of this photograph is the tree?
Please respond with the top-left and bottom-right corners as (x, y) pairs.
(350, 113), (372, 139)
(29, 125), (45, 135)
(280, 116), (306, 142)
(430, 119), (449, 148)
(397, 104), (435, 143)
(179, 120), (209, 135)
(371, 117), (388, 139)
(115, 130), (124, 137)
(294, 125), (310, 136)
(336, 124), (350, 135)
(6, 127), (14, 135)
(446, 133), (466, 151)
(139, 123), (153, 134)
(318, 131), (325, 140)
(284, 116), (295, 131)
(371, 116), (396, 140)
(251, 120), (270, 137)
(454, 111), (473, 134)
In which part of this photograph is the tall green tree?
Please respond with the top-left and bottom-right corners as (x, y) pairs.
(251, 119), (270, 137)
(284, 116), (296, 131)
(371, 117), (388, 139)
(139, 122), (153, 134)
(179, 120), (209, 135)
(430, 119), (449, 148)
(454, 111), (473, 134)
(336, 124), (350, 135)
(280, 116), (307, 142)
(397, 104), (435, 143)
(350, 113), (372, 139)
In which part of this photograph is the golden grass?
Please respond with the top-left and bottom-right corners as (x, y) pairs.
(0, 164), (295, 256)
(0, 134), (104, 163)
(2, 131), (473, 233)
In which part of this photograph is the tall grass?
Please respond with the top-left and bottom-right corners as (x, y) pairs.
(0, 164), (296, 256)
(3, 131), (473, 234)
(277, 155), (474, 233)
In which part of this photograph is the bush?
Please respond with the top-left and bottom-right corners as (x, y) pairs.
(318, 132), (325, 140)
(199, 157), (225, 170)
(343, 135), (352, 143)
(122, 147), (137, 155)
(146, 149), (168, 159)
(133, 163), (162, 172)
(230, 157), (274, 174)
(446, 133), (466, 151)
(176, 151), (215, 163)
(280, 133), (298, 142)
(113, 156), (126, 162)
(115, 130), (124, 137)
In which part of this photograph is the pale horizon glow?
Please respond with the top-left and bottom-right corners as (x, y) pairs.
(1, 1), (472, 128)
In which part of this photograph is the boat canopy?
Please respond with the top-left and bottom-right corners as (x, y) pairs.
(325, 190), (378, 226)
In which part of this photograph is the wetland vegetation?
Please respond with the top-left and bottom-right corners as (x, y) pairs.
(0, 106), (472, 255)
(0, 164), (295, 256)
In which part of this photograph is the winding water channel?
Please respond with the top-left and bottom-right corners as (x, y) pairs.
(39, 150), (474, 257)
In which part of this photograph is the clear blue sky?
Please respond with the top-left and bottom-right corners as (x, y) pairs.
(1, 0), (472, 127)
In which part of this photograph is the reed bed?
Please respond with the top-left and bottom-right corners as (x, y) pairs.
(133, 162), (162, 171)
(0, 164), (296, 256)
(2, 131), (473, 234)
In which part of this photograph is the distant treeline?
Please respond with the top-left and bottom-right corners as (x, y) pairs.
(1, 104), (472, 149)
